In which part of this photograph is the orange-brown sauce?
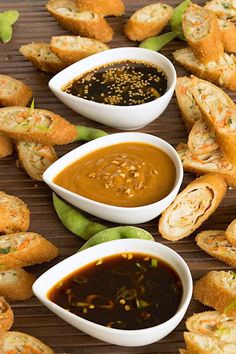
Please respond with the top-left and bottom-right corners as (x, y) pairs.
(54, 142), (176, 207)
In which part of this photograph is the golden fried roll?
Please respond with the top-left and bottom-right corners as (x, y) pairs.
(0, 269), (35, 301)
(182, 4), (224, 64)
(196, 230), (236, 267)
(0, 75), (32, 107)
(177, 144), (236, 188)
(173, 48), (236, 90)
(0, 232), (59, 270)
(19, 42), (66, 74)
(194, 271), (236, 316)
(188, 119), (218, 156)
(175, 77), (203, 132)
(76, 0), (125, 16)
(192, 77), (236, 164)
(226, 219), (236, 247)
(46, 0), (114, 43)
(178, 350), (189, 354)
(0, 331), (55, 353)
(184, 332), (236, 353)
(158, 174), (227, 241)
(0, 297), (14, 332)
(0, 107), (77, 145)
(186, 310), (236, 343)
(0, 191), (30, 235)
(218, 19), (236, 53)
(205, 0), (236, 20)
(124, 3), (173, 42)
(16, 141), (57, 181)
(50, 35), (109, 65)
(0, 133), (13, 158)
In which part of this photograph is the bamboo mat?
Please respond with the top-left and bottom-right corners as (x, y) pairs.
(0, 0), (235, 353)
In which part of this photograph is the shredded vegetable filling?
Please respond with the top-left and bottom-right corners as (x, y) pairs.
(48, 253), (182, 330)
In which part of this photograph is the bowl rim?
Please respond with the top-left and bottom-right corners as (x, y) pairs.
(33, 238), (193, 334)
(48, 47), (177, 110)
(43, 132), (183, 211)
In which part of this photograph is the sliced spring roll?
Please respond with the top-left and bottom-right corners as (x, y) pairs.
(0, 107), (77, 145)
(194, 270), (236, 316)
(176, 143), (236, 188)
(0, 191), (30, 235)
(182, 4), (224, 63)
(175, 76), (203, 131)
(158, 174), (227, 241)
(16, 141), (57, 181)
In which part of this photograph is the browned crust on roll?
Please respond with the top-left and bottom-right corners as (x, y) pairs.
(219, 19), (236, 52)
(193, 271), (236, 316)
(16, 141), (57, 181)
(196, 230), (236, 267)
(0, 191), (30, 235)
(0, 296), (14, 332)
(46, 0), (114, 43)
(0, 133), (13, 158)
(184, 331), (236, 353)
(176, 143), (236, 188)
(76, 0), (125, 16)
(19, 43), (66, 74)
(0, 269), (35, 301)
(226, 219), (236, 246)
(0, 232), (59, 270)
(0, 107), (77, 145)
(0, 75), (32, 107)
(182, 4), (224, 64)
(158, 174), (227, 241)
(173, 48), (236, 90)
(0, 331), (55, 353)
(124, 3), (173, 42)
(50, 35), (109, 65)
(192, 77), (236, 164)
(175, 77), (203, 132)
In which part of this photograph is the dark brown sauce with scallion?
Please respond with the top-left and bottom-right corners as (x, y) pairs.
(48, 253), (182, 330)
(63, 60), (168, 106)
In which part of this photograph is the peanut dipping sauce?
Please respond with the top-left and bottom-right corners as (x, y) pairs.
(54, 142), (176, 207)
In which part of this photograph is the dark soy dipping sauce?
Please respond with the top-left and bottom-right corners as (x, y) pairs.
(63, 60), (168, 106)
(48, 253), (182, 330)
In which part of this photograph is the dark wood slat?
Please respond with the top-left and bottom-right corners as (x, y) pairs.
(1, 0), (236, 353)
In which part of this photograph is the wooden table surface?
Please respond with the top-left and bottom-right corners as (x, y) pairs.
(1, 0), (236, 353)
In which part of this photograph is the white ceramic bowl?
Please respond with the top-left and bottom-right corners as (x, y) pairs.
(48, 47), (176, 130)
(43, 132), (183, 224)
(33, 238), (192, 347)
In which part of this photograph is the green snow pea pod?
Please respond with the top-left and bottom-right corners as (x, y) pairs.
(0, 15), (12, 44)
(3, 10), (19, 25)
(139, 31), (178, 51)
(79, 226), (154, 251)
(53, 194), (107, 241)
(170, 0), (190, 40)
(74, 125), (108, 142)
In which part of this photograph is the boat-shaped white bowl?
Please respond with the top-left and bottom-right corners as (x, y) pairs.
(33, 238), (192, 347)
(43, 132), (183, 224)
(48, 47), (176, 130)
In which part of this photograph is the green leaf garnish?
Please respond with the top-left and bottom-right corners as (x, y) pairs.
(170, 0), (190, 41)
(3, 10), (19, 25)
(224, 299), (236, 314)
(228, 118), (233, 126)
(28, 98), (35, 116)
(231, 271), (236, 278)
(35, 125), (49, 132)
(151, 258), (158, 267)
(0, 247), (11, 254)
(139, 31), (178, 51)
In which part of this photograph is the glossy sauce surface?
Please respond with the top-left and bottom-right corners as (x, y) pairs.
(63, 60), (167, 106)
(53, 142), (176, 207)
(48, 253), (183, 330)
